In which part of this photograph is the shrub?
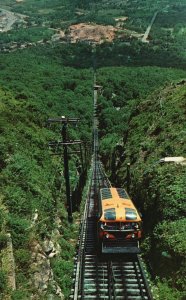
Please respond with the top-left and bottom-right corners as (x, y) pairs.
(15, 249), (31, 270)
(154, 219), (186, 258)
(0, 270), (7, 293)
(11, 290), (29, 300)
(156, 279), (183, 300)
(0, 233), (8, 249)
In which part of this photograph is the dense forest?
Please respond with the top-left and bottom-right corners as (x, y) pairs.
(0, 0), (186, 299)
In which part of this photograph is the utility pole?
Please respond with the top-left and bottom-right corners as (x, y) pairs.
(48, 116), (81, 223)
(79, 144), (84, 172)
(62, 121), (72, 222)
(127, 163), (131, 194)
(83, 142), (91, 166)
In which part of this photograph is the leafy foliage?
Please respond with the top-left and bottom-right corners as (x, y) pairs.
(154, 219), (186, 258)
(0, 47), (93, 297)
(98, 75), (186, 298)
(52, 258), (74, 298)
(0, 270), (7, 293)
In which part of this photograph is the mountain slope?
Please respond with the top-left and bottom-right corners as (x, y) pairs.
(0, 61), (93, 298)
(101, 79), (186, 299)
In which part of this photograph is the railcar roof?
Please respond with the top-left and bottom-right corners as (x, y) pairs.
(100, 187), (141, 222)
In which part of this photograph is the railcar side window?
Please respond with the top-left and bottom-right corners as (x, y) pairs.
(125, 208), (137, 220)
(104, 208), (116, 220)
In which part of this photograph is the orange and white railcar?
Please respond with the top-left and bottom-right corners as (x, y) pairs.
(97, 187), (142, 253)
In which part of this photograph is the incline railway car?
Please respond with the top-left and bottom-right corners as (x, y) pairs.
(97, 187), (142, 254)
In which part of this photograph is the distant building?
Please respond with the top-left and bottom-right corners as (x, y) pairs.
(159, 157), (186, 166)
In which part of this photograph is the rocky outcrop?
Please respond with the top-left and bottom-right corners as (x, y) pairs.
(30, 231), (64, 299)
(1, 233), (16, 291)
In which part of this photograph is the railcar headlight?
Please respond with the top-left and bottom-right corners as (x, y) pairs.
(133, 223), (139, 230)
(106, 234), (109, 239)
(131, 234), (135, 238)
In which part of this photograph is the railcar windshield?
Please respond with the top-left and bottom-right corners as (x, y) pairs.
(125, 208), (137, 220)
(104, 208), (116, 220)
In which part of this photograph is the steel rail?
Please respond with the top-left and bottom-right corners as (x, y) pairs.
(73, 169), (94, 300)
(137, 255), (154, 300)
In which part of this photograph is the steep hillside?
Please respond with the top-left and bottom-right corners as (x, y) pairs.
(0, 62), (93, 299)
(99, 79), (186, 299)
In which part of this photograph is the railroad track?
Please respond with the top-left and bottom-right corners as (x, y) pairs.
(70, 83), (153, 300)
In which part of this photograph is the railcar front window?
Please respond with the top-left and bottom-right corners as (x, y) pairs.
(104, 208), (116, 220)
(125, 208), (137, 220)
